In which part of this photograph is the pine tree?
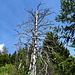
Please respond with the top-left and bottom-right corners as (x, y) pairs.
(55, 0), (75, 46)
(41, 31), (70, 74)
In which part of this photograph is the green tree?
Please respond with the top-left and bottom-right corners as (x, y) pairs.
(0, 64), (19, 75)
(43, 32), (70, 61)
(58, 56), (75, 75)
(12, 48), (30, 75)
(0, 54), (10, 67)
(10, 51), (16, 65)
(55, 0), (75, 46)
(36, 31), (70, 75)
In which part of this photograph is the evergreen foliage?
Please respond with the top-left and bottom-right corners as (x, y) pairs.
(41, 31), (70, 74)
(58, 56), (75, 75)
(0, 54), (10, 67)
(55, 0), (75, 46)
(0, 64), (18, 75)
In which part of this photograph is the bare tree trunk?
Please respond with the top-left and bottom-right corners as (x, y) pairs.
(29, 10), (38, 75)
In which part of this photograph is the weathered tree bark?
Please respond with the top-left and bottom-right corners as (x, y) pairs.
(15, 3), (54, 75)
(29, 10), (38, 75)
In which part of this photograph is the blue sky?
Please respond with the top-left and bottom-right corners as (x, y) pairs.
(0, 0), (74, 56)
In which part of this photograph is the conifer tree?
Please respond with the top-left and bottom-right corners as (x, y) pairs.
(55, 0), (75, 46)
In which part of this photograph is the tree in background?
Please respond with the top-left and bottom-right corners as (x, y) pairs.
(43, 32), (70, 60)
(10, 51), (16, 65)
(3, 47), (8, 54)
(0, 54), (10, 67)
(0, 46), (10, 67)
(15, 48), (29, 75)
(0, 64), (19, 75)
(37, 31), (70, 75)
(55, 0), (75, 47)
(58, 56), (75, 75)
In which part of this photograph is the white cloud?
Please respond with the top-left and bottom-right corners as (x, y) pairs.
(0, 44), (4, 52)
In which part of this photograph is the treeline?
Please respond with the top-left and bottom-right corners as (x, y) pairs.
(0, 31), (75, 75)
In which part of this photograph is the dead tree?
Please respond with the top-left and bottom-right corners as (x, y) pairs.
(15, 3), (54, 75)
